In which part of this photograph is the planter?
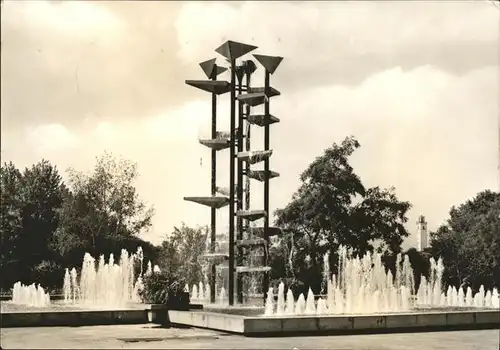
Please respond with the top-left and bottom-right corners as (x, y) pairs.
(167, 291), (190, 311)
(145, 304), (170, 324)
(144, 292), (190, 326)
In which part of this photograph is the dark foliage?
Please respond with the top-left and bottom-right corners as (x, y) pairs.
(139, 271), (189, 308)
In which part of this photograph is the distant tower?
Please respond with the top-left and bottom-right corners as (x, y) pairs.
(417, 215), (428, 251)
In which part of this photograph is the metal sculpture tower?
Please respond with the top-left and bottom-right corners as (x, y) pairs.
(184, 40), (283, 306)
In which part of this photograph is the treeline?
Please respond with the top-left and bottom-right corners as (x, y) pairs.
(0, 153), (159, 291)
(265, 137), (499, 294)
(429, 190), (500, 291)
(2, 137), (498, 295)
(167, 138), (500, 293)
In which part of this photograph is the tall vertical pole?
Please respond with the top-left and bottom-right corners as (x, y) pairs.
(245, 72), (251, 213)
(244, 70), (252, 284)
(210, 69), (217, 304)
(236, 70), (244, 304)
(244, 73), (251, 224)
(228, 59), (236, 306)
(263, 70), (271, 302)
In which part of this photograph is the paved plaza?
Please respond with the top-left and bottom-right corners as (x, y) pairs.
(1, 325), (498, 349)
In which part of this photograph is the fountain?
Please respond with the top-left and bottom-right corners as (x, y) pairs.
(191, 284), (198, 301)
(261, 246), (499, 316)
(294, 293), (306, 314)
(11, 282), (50, 307)
(198, 281), (205, 301)
(10, 247), (158, 309)
(416, 258), (499, 309)
(316, 298), (328, 315)
(62, 247), (147, 307)
(188, 283), (227, 304)
(285, 289), (295, 315)
(264, 287), (274, 316)
(276, 282), (286, 315)
(218, 286), (227, 305)
(305, 288), (316, 314)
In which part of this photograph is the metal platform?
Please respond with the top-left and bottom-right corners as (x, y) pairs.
(237, 150), (273, 165)
(236, 210), (267, 221)
(247, 226), (282, 237)
(246, 169), (280, 181)
(235, 266), (272, 273)
(236, 238), (267, 247)
(199, 139), (230, 150)
(183, 196), (230, 209)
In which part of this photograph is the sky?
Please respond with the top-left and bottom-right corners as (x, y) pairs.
(1, 1), (499, 247)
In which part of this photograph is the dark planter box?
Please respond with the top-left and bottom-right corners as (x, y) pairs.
(145, 292), (189, 326)
(166, 291), (190, 311)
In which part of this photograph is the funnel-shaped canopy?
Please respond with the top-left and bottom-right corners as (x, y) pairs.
(186, 80), (231, 94)
(215, 40), (258, 60)
(246, 170), (280, 182)
(199, 58), (227, 78)
(184, 196), (230, 209)
(247, 114), (280, 127)
(236, 209), (267, 221)
(242, 60), (257, 75)
(235, 65), (245, 83)
(237, 150), (272, 165)
(199, 139), (230, 151)
(253, 54), (283, 74)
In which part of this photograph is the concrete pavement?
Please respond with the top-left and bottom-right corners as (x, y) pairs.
(1, 324), (498, 349)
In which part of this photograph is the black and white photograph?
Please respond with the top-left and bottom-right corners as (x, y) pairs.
(1, 1), (499, 349)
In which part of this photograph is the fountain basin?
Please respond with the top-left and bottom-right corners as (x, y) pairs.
(1, 308), (149, 328)
(0, 301), (203, 328)
(167, 309), (500, 337)
(0, 294), (65, 302)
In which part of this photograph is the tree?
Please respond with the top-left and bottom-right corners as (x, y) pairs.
(0, 160), (67, 289)
(430, 190), (500, 291)
(0, 162), (24, 288)
(157, 223), (208, 287)
(273, 136), (412, 292)
(20, 160), (67, 264)
(53, 152), (155, 265)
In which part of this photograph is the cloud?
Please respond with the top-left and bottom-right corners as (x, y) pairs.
(28, 123), (80, 153)
(2, 62), (497, 247)
(1, 1), (123, 37)
(2, 1), (498, 131)
(175, 1), (499, 88)
(268, 65), (498, 248)
(1, 1), (195, 128)
(1, 1), (498, 247)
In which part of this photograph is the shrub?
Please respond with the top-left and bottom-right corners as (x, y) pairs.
(270, 277), (307, 298)
(31, 260), (65, 290)
(139, 271), (189, 308)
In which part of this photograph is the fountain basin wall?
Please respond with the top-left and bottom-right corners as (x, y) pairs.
(0, 294), (65, 302)
(167, 309), (500, 336)
(1, 303), (203, 328)
(1, 309), (149, 328)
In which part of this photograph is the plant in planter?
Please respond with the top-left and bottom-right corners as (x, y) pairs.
(139, 271), (190, 309)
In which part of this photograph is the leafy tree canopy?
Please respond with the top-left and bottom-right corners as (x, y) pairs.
(52, 152), (155, 265)
(430, 190), (500, 291)
(157, 223), (209, 287)
(1, 160), (67, 288)
(273, 137), (411, 291)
